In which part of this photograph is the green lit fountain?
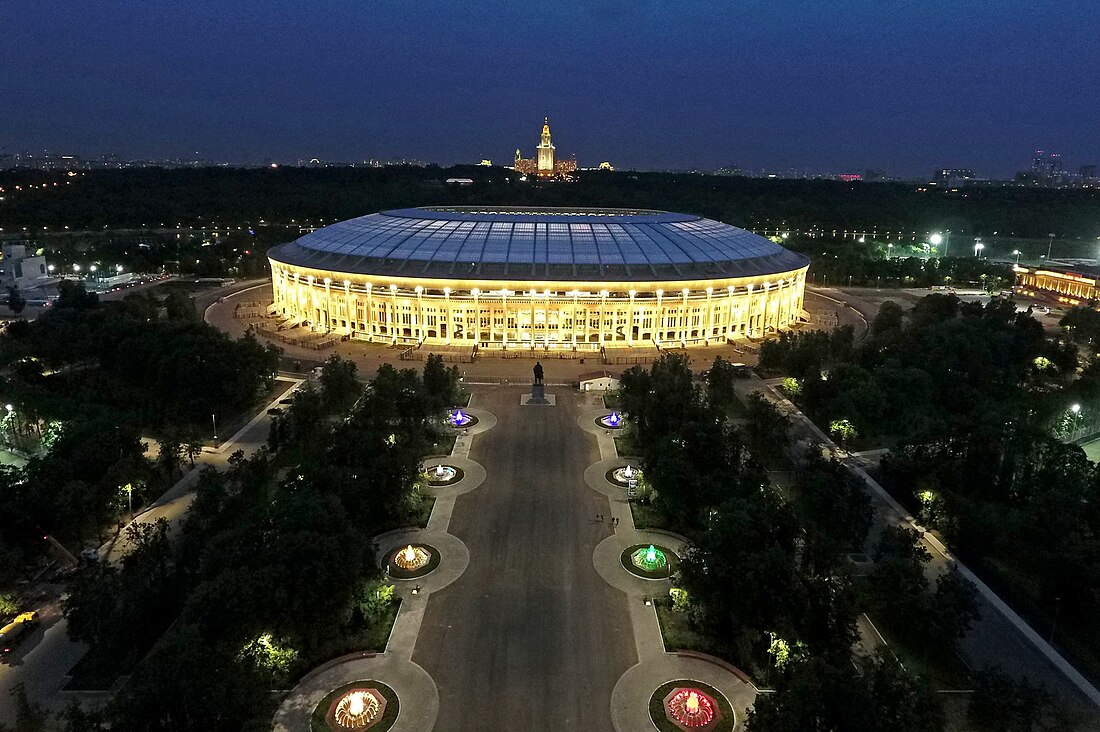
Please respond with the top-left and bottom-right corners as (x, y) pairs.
(632, 544), (668, 573)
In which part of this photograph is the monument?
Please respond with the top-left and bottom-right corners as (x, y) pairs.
(525, 361), (551, 405)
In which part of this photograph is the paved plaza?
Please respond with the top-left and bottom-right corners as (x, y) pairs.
(275, 386), (759, 731)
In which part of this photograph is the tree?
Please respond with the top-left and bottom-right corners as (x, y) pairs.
(928, 568), (981, 644)
(744, 392), (791, 465)
(968, 666), (1052, 732)
(872, 300), (904, 338)
(422, 353), (459, 414)
(163, 290), (196, 321)
(705, 356), (739, 411)
(318, 355), (361, 412)
(5, 286), (26, 315)
(156, 434), (183, 479)
(746, 652), (943, 732)
(794, 454), (873, 550)
(184, 433), (203, 466)
(868, 525), (930, 620)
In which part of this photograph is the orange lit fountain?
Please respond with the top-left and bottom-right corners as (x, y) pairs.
(328, 688), (387, 729)
(663, 686), (720, 730)
(394, 544), (430, 571)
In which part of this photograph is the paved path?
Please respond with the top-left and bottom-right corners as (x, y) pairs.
(577, 402), (759, 731)
(413, 387), (636, 732)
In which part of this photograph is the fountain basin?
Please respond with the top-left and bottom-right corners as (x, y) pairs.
(386, 543), (441, 580)
(649, 680), (732, 732)
(424, 464), (464, 486)
(606, 464), (642, 487)
(620, 543), (680, 580)
(596, 411), (625, 429)
(448, 409), (478, 428)
(315, 680), (398, 731)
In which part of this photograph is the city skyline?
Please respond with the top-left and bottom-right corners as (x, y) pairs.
(1, 2), (1098, 176)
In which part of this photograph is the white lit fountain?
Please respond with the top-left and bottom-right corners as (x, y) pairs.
(428, 464), (458, 484)
(611, 463), (640, 485)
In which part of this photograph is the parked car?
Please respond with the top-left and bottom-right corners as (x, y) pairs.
(0, 611), (41, 655)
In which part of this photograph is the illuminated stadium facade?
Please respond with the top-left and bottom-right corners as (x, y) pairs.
(266, 207), (810, 350)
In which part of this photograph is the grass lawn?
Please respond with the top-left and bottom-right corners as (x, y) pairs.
(310, 679), (399, 732)
(864, 608), (972, 690)
(648, 679), (735, 732)
(406, 494), (436, 529)
(654, 599), (710, 654)
(423, 433), (457, 458)
(629, 501), (669, 532)
(614, 433), (643, 458)
(603, 393), (622, 409)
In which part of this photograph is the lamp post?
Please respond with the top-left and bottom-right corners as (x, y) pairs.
(1047, 233), (1056, 259)
(1071, 403), (1082, 437)
(212, 413), (218, 444)
(974, 241), (984, 258)
(1013, 250), (1021, 264)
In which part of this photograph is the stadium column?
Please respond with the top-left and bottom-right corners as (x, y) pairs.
(655, 290), (664, 346)
(705, 287), (714, 344)
(443, 288), (452, 344)
(472, 288), (480, 347)
(389, 284), (398, 344)
(681, 288), (689, 347)
(599, 290), (608, 346)
(571, 291), (579, 348)
(365, 283), (374, 340)
(628, 290), (636, 346)
(501, 291), (509, 347)
(726, 285), (735, 342)
(746, 284), (755, 337)
(415, 286), (424, 342)
(343, 280), (352, 334)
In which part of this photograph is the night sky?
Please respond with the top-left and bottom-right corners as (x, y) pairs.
(2, 1), (1097, 176)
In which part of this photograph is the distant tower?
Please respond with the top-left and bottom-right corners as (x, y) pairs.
(536, 117), (555, 177)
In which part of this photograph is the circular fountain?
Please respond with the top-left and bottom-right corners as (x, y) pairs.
(425, 464), (463, 486)
(386, 543), (440, 579)
(332, 689), (384, 728)
(316, 680), (397, 731)
(448, 409), (478, 428)
(664, 687), (719, 729)
(620, 543), (679, 579)
(606, 463), (641, 487)
(596, 411), (624, 429)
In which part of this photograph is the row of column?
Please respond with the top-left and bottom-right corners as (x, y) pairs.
(271, 269), (806, 348)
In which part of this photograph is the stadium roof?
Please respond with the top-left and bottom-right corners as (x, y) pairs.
(268, 206), (809, 282)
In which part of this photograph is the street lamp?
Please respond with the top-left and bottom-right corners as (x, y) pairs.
(1047, 233), (1056, 259)
(974, 241), (984, 258)
(1013, 250), (1021, 264)
(212, 413), (218, 443)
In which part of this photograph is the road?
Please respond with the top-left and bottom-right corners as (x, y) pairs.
(0, 376), (301, 725)
(412, 388), (636, 731)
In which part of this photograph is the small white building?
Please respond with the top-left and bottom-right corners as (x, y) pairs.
(0, 243), (50, 291)
(578, 370), (621, 392)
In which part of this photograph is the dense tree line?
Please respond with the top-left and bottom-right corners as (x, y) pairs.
(619, 354), (987, 729)
(3, 166), (1099, 239)
(53, 356), (460, 730)
(0, 281), (280, 429)
(763, 292), (1100, 702)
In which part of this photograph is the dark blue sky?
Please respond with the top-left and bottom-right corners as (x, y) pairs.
(2, 1), (1097, 176)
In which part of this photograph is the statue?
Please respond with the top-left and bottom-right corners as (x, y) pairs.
(533, 361), (544, 384)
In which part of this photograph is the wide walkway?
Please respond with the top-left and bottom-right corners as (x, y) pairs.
(413, 387), (636, 731)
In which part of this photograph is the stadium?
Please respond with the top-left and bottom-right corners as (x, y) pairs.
(266, 206), (810, 351)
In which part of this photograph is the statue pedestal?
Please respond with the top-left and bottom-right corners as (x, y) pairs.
(523, 382), (553, 405)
